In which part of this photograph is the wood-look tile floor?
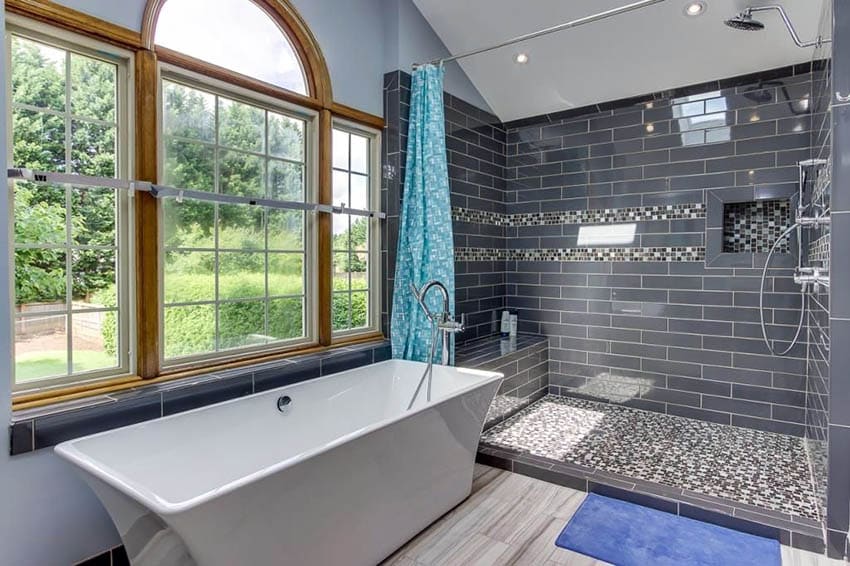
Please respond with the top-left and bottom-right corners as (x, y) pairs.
(381, 465), (844, 566)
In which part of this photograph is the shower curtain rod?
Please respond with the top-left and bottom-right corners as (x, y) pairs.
(6, 168), (386, 219)
(413, 0), (667, 67)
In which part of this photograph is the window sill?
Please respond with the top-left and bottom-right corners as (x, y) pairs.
(12, 331), (384, 411)
(9, 336), (390, 456)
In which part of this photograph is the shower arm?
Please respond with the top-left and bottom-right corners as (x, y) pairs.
(745, 5), (831, 48)
(413, 0), (666, 67)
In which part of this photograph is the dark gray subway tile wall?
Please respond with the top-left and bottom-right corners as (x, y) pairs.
(382, 71), (508, 343)
(382, 66), (820, 438)
(827, 0), (850, 557)
(806, 3), (831, 540)
(502, 67), (816, 438)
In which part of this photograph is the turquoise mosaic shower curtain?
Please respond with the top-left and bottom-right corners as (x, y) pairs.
(391, 64), (455, 363)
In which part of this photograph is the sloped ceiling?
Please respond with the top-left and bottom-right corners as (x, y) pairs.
(413, 0), (826, 121)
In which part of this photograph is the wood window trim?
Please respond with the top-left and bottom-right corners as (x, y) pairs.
(141, 0), (333, 107)
(8, 1), (387, 409)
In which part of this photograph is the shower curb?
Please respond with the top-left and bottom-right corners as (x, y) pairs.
(476, 443), (826, 555)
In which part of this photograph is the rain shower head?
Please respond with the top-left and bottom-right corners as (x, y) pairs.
(724, 10), (765, 31)
(723, 5), (829, 48)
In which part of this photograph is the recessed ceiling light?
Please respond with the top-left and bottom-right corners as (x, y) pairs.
(645, 123), (655, 133)
(515, 53), (529, 64)
(684, 1), (706, 16)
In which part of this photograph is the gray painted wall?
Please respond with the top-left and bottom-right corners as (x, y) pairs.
(380, 0), (492, 113)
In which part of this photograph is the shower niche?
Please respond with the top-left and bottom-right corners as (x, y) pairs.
(722, 199), (792, 254)
(705, 186), (796, 268)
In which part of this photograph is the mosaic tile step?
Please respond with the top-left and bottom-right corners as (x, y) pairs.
(481, 395), (819, 521)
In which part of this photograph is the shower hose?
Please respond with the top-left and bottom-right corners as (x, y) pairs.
(759, 222), (805, 356)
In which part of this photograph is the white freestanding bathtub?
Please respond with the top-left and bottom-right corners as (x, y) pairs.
(55, 360), (501, 566)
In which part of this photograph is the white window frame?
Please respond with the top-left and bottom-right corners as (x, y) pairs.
(157, 63), (319, 370)
(6, 16), (136, 393)
(330, 118), (382, 339)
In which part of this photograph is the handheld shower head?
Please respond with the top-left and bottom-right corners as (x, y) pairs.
(724, 10), (765, 31)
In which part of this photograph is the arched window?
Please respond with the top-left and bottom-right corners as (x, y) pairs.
(154, 0), (307, 95)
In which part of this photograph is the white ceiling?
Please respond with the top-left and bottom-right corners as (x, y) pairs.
(413, 0), (827, 122)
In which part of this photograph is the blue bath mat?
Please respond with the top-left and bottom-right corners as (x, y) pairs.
(556, 494), (780, 566)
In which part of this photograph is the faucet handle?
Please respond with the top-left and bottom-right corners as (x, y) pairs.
(438, 312), (466, 333)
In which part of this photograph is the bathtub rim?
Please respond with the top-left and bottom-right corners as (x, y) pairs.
(54, 359), (502, 515)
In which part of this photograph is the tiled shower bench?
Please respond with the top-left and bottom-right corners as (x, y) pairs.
(455, 334), (550, 430)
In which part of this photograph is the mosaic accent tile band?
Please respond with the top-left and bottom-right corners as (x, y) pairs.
(809, 234), (829, 264)
(481, 395), (819, 521)
(455, 246), (705, 262)
(811, 157), (831, 208)
(452, 203), (705, 227)
(722, 199), (792, 254)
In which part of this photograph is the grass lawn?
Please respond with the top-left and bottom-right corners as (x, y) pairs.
(15, 350), (116, 382)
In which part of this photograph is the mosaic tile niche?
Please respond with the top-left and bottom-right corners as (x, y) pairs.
(723, 199), (792, 254)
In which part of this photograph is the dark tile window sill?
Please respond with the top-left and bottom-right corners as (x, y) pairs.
(9, 339), (391, 456)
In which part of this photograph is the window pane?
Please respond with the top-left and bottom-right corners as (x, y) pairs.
(13, 109), (65, 171)
(164, 251), (215, 303)
(268, 210), (303, 250)
(219, 252), (265, 300)
(332, 292), (350, 332)
(72, 188), (116, 246)
(15, 313), (68, 382)
(219, 150), (264, 197)
(72, 248), (116, 307)
(351, 291), (368, 328)
(155, 0), (307, 94)
(269, 112), (304, 161)
(219, 300), (266, 349)
(163, 81), (215, 142)
(70, 53), (116, 122)
(219, 98), (265, 153)
(11, 36), (65, 112)
(351, 218), (369, 251)
(269, 160), (303, 201)
(163, 138), (215, 191)
(350, 174), (368, 210)
(10, 35), (127, 387)
(331, 127), (374, 335)
(218, 205), (264, 250)
(270, 297), (303, 340)
(332, 129), (349, 170)
(351, 252), (368, 290)
(161, 80), (314, 362)
(269, 253), (303, 296)
(72, 121), (116, 176)
(14, 184), (66, 245)
(72, 310), (118, 372)
(164, 199), (215, 249)
(332, 170), (348, 206)
(332, 251), (350, 292)
(15, 249), (66, 306)
(165, 304), (215, 358)
(350, 134), (369, 175)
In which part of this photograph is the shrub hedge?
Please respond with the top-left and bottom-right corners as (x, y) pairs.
(92, 273), (369, 359)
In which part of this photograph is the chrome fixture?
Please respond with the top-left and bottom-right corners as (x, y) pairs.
(725, 6), (831, 48)
(795, 267), (830, 293)
(407, 280), (466, 410)
(413, 0), (665, 67)
(758, 160), (831, 356)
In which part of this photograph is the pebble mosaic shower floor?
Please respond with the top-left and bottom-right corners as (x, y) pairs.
(480, 395), (819, 520)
